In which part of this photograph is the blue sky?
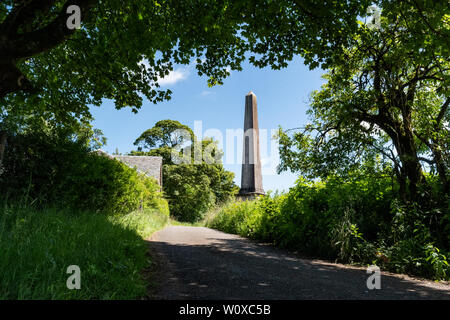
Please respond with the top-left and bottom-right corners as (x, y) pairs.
(90, 57), (326, 192)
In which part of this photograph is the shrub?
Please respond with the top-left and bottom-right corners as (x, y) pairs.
(369, 201), (450, 280)
(163, 163), (237, 222)
(208, 199), (261, 236)
(0, 130), (168, 215)
(131, 121), (238, 222)
(55, 153), (168, 215)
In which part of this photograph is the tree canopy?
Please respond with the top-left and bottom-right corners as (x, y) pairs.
(134, 119), (194, 150)
(0, 0), (373, 122)
(278, 0), (449, 201)
(132, 120), (236, 222)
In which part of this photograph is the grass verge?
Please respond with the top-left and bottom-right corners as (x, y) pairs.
(0, 204), (168, 299)
(169, 218), (205, 227)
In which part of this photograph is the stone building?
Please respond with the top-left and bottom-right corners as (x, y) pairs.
(94, 150), (163, 187)
(113, 155), (163, 187)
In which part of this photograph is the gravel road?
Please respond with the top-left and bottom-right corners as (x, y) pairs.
(148, 226), (450, 300)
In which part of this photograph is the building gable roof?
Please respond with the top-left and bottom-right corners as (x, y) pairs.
(113, 155), (163, 186)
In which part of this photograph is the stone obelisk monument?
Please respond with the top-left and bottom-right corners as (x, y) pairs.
(238, 91), (265, 199)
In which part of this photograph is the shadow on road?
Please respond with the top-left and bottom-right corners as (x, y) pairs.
(147, 231), (450, 300)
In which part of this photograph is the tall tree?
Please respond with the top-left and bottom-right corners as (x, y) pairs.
(133, 121), (237, 222)
(278, 1), (449, 200)
(134, 120), (194, 150)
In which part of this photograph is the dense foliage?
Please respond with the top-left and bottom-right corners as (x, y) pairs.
(0, 128), (168, 215)
(0, 204), (168, 299)
(133, 120), (237, 222)
(134, 120), (194, 152)
(164, 163), (237, 222)
(1, 0), (370, 103)
(265, 1), (449, 281)
(208, 166), (450, 280)
(278, 1), (449, 202)
(0, 125), (170, 299)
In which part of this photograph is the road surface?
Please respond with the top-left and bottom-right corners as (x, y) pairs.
(147, 226), (450, 299)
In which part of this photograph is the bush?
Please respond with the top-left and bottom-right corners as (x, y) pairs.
(0, 130), (168, 215)
(163, 163), (237, 223)
(55, 153), (168, 215)
(367, 201), (450, 280)
(131, 120), (238, 223)
(207, 199), (261, 236)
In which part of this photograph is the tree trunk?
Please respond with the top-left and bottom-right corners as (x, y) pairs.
(396, 131), (426, 201)
(397, 168), (408, 202)
(0, 62), (33, 97)
(0, 130), (7, 168)
(429, 141), (449, 195)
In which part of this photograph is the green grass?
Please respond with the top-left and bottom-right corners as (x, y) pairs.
(0, 204), (168, 299)
(169, 217), (205, 227)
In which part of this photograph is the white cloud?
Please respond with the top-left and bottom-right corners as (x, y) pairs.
(158, 68), (189, 86)
(139, 58), (191, 87)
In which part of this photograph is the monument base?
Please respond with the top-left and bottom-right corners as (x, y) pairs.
(236, 192), (265, 201)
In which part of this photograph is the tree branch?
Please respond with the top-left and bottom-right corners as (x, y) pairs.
(0, 0), (55, 36)
(0, 0), (98, 61)
(418, 156), (435, 165)
(436, 97), (449, 129)
(0, 0), (98, 98)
